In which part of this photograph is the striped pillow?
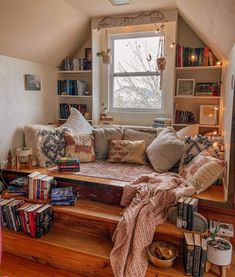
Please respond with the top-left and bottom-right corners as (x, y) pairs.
(179, 150), (225, 194)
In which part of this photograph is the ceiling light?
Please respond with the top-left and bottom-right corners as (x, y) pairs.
(109, 0), (132, 6)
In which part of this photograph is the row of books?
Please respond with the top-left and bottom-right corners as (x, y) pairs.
(51, 186), (77, 206)
(176, 45), (218, 67)
(152, 118), (172, 128)
(59, 104), (87, 119)
(62, 58), (92, 71)
(184, 233), (207, 277)
(57, 157), (80, 173)
(195, 82), (221, 96)
(57, 80), (87, 96)
(7, 177), (28, 196)
(177, 197), (198, 231)
(175, 110), (196, 124)
(0, 198), (53, 238)
(28, 172), (54, 200)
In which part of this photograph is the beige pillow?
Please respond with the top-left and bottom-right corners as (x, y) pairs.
(62, 108), (94, 135)
(64, 132), (95, 162)
(123, 128), (157, 148)
(108, 140), (146, 165)
(93, 128), (124, 159)
(179, 150), (225, 194)
(146, 127), (185, 172)
(176, 124), (199, 141)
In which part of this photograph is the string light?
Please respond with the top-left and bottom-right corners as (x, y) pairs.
(214, 105), (219, 110)
(216, 60), (222, 66)
(213, 130), (218, 136)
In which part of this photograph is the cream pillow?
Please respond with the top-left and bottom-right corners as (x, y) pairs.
(146, 127), (185, 172)
(176, 124), (199, 141)
(108, 140), (146, 165)
(62, 108), (93, 135)
(179, 150), (225, 194)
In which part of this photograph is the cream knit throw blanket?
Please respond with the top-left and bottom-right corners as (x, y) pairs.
(110, 173), (195, 277)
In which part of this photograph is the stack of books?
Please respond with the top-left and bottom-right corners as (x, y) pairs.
(28, 172), (54, 201)
(59, 104), (87, 119)
(195, 82), (221, 96)
(0, 198), (53, 238)
(7, 177), (28, 196)
(51, 187), (77, 206)
(152, 118), (172, 128)
(183, 233), (207, 276)
(62, 58), (91, 71)
(57, 158), (80, 172)
(177, 197), (198, 231)
(57, 80), (87, 96)
(175, 110), (196, 124)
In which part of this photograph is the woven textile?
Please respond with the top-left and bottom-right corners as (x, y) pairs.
(110, 173), (194, 277)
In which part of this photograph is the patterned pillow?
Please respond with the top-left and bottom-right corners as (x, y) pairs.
(64, 132), (95, 162)
(108, 140), (146, 165)
(179, 150), (226, 194)
(37, 128), (69, 167)
(181, 135), (224, 166)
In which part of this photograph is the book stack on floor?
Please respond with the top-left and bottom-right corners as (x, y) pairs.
(28, 172), (54, 201)
(177, 197), (198, 231)
(0, 198), (53, 238)
(152, 118), (172, 128)
(51, 186), (77, 206)
(184, 232), (207, 276)
(6, 177), (28, 196)
(57, 157), (80, 172)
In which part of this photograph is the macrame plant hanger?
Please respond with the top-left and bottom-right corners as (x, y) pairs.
(157, 25), (166, 90)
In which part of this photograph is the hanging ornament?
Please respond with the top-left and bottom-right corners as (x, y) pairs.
(146, 54), (152, 62)
(156, 27), (166, 90)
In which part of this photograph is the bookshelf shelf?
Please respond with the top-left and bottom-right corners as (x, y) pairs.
(58, 95), (92, 98)
(176, 66), (222, 71)
(59, 118), (92, 123)
(174, 96), (221, 99)
(58, 70), (92, 74)
(173, 123), (219, 128)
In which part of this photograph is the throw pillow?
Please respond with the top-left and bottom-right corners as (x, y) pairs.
(179, 150), (226, 194)
(37, 128), (69, 167)
(146, 127), (186, 172)
(92, 128), (124, 159)
(181, 135), (224, 166)
(64, 132), (95, 162)
(62, 108), (94, 135)
(108, 140), (146, 165)
(176, 124), (199, 141)
(123, 128), (158, 148)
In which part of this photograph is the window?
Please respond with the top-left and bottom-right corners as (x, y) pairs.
(109, 32), (162, 111)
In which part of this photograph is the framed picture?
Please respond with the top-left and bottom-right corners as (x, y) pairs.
(200, 105), (218, 125)
(24, 74), (41, 91)
(176, 79), (195, 96)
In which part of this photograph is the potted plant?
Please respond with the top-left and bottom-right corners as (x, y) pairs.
(96, 48), (111, 64)
(207, 222), (232, 266)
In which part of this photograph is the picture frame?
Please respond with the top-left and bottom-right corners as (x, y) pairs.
(200, 105), (218, 125)
(24, 74), (41, 91)
(176, 79), (195, 96)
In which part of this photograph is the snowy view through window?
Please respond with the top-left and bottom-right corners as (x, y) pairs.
(112, 34), (162, 110)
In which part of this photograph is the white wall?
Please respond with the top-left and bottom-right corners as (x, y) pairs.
(0, 55), (57, 162)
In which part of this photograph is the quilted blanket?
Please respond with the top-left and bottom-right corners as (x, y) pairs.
(110, 173), (195, 277)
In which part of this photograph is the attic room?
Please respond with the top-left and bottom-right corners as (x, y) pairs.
(0, 0), (235, 276)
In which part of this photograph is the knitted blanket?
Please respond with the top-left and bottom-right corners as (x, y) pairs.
(110, 173), (195, 277)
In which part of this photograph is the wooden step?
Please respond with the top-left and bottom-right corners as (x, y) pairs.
(2, 227), (187, 277)
(53, 199), (194, 246)
(0, 252), (82, 277)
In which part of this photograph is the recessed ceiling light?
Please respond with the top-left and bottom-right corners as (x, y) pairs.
(109, 0), (132, 6)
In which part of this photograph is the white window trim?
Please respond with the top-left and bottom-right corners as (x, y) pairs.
(108, 32), (164, 113)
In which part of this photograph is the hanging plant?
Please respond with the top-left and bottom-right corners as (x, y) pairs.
(96, 48), (111, 64)
(157, 35), (166, 72)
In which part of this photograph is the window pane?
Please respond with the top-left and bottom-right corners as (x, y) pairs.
(114, 35), (161, 73)
(113, 76), (161, 110)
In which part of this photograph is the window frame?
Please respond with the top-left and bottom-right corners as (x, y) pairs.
(108, 31), (164, 113)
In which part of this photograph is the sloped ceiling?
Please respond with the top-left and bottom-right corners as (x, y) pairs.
(0, 0), (234, 66)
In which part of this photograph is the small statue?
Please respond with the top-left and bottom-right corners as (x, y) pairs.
(7, 150), (12, 169)
(100, 103), (108, 119)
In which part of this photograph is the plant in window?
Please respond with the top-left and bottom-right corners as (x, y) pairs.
(96, 48), (111, 64)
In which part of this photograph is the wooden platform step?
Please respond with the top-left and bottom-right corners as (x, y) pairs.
(0, 252), (82, 277)
(2, 227), (186, 277)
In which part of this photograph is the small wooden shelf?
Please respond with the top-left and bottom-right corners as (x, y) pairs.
(173, 123), (219, 128)
(175, 96), (221, 99)
(58, 70), (92, 74)
(58, 95), (92, 98)
(176, 66), (222, 71)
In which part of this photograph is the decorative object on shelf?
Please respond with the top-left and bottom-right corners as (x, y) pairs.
(200, 105), (218, 125)
(176, 79), (195, 96)
(24, 74), (41, 91)
(84, 112), (92, 121)
(147, 241), (178, 268)
(97, 10), (166, 30)
(96, 48), (111, 64)
(16, 147), (32, 170)
(85, 48), (92, 62)
(7, 150), (13, 169)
